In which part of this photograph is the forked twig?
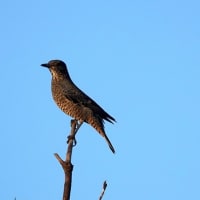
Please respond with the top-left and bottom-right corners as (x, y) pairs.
(54, 119), (82, 200)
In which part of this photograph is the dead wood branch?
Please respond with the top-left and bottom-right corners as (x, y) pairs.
(54, 119), (82, 200)
(99, 181), (108, 200)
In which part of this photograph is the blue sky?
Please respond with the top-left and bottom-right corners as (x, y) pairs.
(1, 0), (200, 199)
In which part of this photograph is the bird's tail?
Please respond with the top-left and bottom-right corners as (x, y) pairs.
(89, 118), (115, 153)
(104, 134), (115, 154)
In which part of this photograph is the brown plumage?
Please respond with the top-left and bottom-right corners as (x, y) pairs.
(41, 60), (116, 153)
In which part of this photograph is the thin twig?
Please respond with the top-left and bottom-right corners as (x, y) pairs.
(54, 119), (82, 200)
(99, 181), (108, 200)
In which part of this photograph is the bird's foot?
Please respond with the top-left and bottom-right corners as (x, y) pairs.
(66, 119), (83, 146)
(67, 135), (77, 146)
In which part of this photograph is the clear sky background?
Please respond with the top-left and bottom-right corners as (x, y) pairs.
(1, 0), (200, 199)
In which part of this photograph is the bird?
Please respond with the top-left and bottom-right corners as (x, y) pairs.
(41, 60), (116, 153)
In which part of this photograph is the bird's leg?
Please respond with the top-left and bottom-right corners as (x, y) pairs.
(67, 119), (83, 146)
(74, 120), (83, 134)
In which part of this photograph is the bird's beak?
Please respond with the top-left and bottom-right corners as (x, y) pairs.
(41, 63), (49, 68)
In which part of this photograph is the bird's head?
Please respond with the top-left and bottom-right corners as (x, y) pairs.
(41, 60), (70, 79)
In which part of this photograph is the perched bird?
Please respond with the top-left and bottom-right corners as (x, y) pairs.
(41, 60), (116, 153)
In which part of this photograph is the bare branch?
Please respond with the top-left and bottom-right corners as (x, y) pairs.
(99, 181), (108, 200)
(54, 119), (82, 200)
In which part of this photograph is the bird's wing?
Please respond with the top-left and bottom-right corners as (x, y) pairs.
(63, 85), (116, 123)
